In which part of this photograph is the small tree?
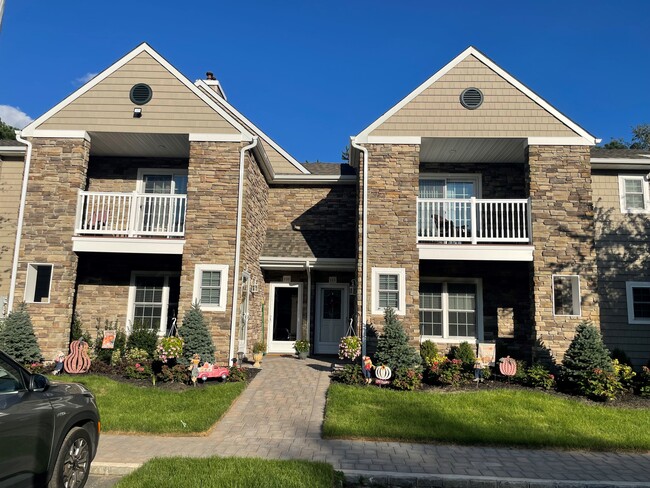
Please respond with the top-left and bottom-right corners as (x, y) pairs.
(374, 307), (420, 372)
(0, 303), (42, 363)
(179, 302), (215, 365)
(561, 321), (612, 392)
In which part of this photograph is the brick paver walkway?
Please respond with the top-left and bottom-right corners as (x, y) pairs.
(94, 356), (650, 486)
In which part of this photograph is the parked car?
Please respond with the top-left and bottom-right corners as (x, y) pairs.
(0, 350), (100, 488)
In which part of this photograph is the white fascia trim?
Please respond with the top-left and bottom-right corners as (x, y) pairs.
(22, 43), (251, 139)
(272, 174), (357, 185)
(188, 133), (250, 142)
(195, 79), (308, 174)
(356, 46), (598, 144)
(527, 137), (594, 147)
(259, 257), (356, 270)
(592, 159), (650, 169)
(72, 237), (185, 254)
(0, 145), (26, 154)
(626, 281), (650, 325)
(22, 130), (91, 141)
(418, 244), (534, 262)
(196, 79), (227, 101)
(193, 264), (229, 312)
(355, 135), (422, 145)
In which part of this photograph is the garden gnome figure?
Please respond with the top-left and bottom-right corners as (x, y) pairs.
(189, 353), (200, 386)
(362, 356), (374, 384)
(53, 351), (65, 375)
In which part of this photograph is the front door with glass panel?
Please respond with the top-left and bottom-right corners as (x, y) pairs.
(268, 283), (302, 353)
(315, 284), (349, 354)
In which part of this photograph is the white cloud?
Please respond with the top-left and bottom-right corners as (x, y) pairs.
(75, 72), (98, 85)
(0, 105), (33, 130)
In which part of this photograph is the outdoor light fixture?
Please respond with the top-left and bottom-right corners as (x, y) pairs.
(133, 108), (142, 118)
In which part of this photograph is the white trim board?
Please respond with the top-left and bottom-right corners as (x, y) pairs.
(72, 237), (185, 254)
(21, 43), (252, 140)
(355, 46), (598, 145)
(418, 244), (534, 262)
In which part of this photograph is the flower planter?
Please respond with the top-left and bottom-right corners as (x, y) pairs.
(252, 353), (263, 368)
(298, 351), (308, 360)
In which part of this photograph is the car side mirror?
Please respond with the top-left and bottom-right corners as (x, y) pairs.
(30, 374), (50, 392)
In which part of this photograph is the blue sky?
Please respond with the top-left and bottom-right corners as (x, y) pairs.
(1, 1), (648, 161)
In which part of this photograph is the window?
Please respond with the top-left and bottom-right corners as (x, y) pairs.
(626, 282), (650, 324)
(0, 355), (25, 393)
(420, 279), (482, 340)
(618, 175), (649, 213)
(371, 267), (406, 315)
(127, 272), (180, 336)
(193, 264), (229, 312)
(24, 264), (53, 303)
(552, 275), (581, 317)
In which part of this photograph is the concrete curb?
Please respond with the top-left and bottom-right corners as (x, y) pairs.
(341, 470), (650, 488)
(90, 462), (141, 476)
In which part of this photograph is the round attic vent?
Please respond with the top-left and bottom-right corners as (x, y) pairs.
(130, 83), (153, 105)
(460, 87), (483, 109)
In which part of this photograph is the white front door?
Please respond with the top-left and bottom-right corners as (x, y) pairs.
(315, 284), (349, 354)
(268, 282), (302, 353)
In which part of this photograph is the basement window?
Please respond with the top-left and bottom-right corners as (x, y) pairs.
(25, 264), (53, 303)
(552, 275), (581, 317)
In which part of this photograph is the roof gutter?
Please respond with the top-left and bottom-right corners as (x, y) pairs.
(228, 136), (258, 365)
(350, 137), (368, 357)
(8, 133), (32, 312)
(272, 174), (356, 185)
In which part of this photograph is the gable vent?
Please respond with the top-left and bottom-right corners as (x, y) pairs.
(460, 87), (483, 110)
(130, 83), (153, 105)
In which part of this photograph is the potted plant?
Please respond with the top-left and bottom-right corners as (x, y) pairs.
(294, 340), (310, 359)
(252, 341), (266, 368)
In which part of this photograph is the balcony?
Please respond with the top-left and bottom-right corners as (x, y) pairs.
(417, 197), (533, 261)
(72, 191), (187, 254)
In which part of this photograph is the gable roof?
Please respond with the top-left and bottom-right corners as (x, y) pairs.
(355, 47), (598, 145)
(22, 43), (251, 139)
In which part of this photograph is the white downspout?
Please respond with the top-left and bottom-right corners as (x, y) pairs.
(305, 261), (312, 343)
(228, 136), (258, 365)
(350, 137), (368, 357)
(8, 132), (32, 312)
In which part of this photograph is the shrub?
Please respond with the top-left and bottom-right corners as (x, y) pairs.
(70, 313), (92, 343)
(125, 347), (149, 364)
(179, 303), (216, 365)
(583, 368), (623, 401)
(338, 336), (361, 361)
(157, 336), (184, 363)
(612, 359), (636, 390)
(252, 342), (266, 354)
(526, 363), (555, 390)
(331, 364), (365, 386)
(481, 366), (492, 381)
(393, 367), (423, 391)
(157, 364), (190, 384)
(420, 340), (438, 365)
(511, 360), (528, 384)
(110, 349), (122, 366)
(422, 352), (447, 384)
(561, 321), (613, 395)
(437, 358), (467, 387)
(610, 348), (632, 366)
(125, 361), (153, 380)
(449, 342), (476, 369)
(636, 366), (650, 398)
(227, 366), (249, 383)
(374, 307), (420, 371)
(93, 320), (126, 364)
(0, 303), (42, 363)
(127, 322), (159, 358)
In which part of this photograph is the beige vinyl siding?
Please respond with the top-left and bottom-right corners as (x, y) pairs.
(260, 140), (303, 175)
(0, 156), (25, 298)
(592, 170), (650, 367)
(370, 55), (578, 138)
(38, 52), (240, 135)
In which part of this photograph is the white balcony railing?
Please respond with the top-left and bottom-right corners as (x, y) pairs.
(75, 191), (187, 238)
(417, 197), (531, 244)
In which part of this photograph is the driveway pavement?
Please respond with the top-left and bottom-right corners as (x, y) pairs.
(92, 355), (650, 487)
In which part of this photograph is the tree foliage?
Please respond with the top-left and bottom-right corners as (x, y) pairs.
(374, 307), (421, 372)
(0, 119), (16, 140)
(601, 123), (650, 150)
(179, 302), (215, 365)
(0, 303), (42, 363)
(561, 321), (612, 393)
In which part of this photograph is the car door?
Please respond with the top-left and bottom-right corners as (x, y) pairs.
(0, 355), (54, 485)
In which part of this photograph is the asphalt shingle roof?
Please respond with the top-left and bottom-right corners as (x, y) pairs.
(591, 147), (650, 159)
(262, 229), (355, 259)
(0, 139), (25, 147)
(301, 163), (356, 176)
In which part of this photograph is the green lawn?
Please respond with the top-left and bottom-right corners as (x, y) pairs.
(115, 457), (342, 488)
(324, 384), (650, 451)
(51, 374), (245, 434)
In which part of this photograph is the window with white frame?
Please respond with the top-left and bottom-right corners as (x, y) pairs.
(420, 280), (482, 340)
(24, 264), (53, 303)
(193, 264), (229, 312)
(626, 282), (650, 324)
(371, 267), (406, 315)
(127, 272), (179, 335)
(618, 175), (649, 213)
(552, 275), (581, 316)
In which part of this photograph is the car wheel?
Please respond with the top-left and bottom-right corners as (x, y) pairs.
(48, 426), (92, 488)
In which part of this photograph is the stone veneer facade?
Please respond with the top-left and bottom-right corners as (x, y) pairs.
(357, 144), (420, 344)
(179, 141), (242, 363)
(526, 145), (600, 361)
(13, 137), (90, 359)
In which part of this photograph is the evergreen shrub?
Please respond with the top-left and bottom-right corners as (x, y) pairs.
(374, 307), (421, 372)
(126, 322), (159, 358)
(561, 321), (613, 395)
(448, 342), (476, 368)
(420, 340), (438, 365)
(179, 302), (215, 365)
(331, 364), (365, 386)
(0, 303), (42, 363)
